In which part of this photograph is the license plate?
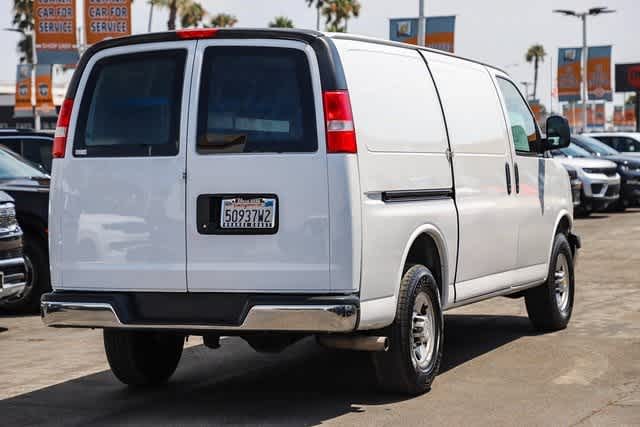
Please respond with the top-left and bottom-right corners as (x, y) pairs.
(221, 198), (276, 229)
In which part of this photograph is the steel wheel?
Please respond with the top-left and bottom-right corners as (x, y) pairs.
(554, 252), (570, 312)
(411, 291), (436, 370)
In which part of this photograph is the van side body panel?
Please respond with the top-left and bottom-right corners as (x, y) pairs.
(425, 52), (520, 301)
(333, 39), (457, 329)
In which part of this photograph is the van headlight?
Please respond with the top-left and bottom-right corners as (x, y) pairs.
(0, 203), (19, 233)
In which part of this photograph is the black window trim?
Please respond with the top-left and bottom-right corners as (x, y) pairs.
(496, 76), (542, 158)
(73, 49), (187, 158)
(195, 45), (319, 155)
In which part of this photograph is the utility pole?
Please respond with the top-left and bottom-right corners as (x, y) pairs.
(418, 0), (425, 47)
(553, 7), (615, 132)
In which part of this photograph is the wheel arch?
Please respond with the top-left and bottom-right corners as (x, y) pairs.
(545, 210), (574, 280)
(397, 224), (451, 308)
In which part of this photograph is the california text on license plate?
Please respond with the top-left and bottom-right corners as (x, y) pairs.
(221, 198), (276, 229)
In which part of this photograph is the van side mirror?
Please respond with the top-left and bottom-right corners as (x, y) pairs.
(538, 115), (571, 153)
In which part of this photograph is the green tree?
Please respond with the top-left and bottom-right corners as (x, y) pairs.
(525, 44), (546, 101)
(209, 13), (238, 28)
(269, 16), (294, 28)
(12, 0), (34, 63)
(180, 1), (206, 28)
(306, 0), (325, 30)
(149, 0), (206, 30)
(322, 0), (361, 33)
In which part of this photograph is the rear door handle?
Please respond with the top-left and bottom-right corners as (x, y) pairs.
(505, 162), (512, 195)
(514, 163), (520, 194)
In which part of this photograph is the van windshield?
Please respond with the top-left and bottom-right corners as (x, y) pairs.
(196, 47), (317, 154)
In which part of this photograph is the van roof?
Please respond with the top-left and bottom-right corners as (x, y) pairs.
(66, 28), (506, 98)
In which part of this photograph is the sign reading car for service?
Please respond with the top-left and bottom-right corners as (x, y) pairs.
(34, 0), (79, 65)
(84, 0), (131, 46)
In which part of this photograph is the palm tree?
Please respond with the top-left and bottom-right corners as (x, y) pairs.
(525, 44), (546, 101)
(306, 0), (325, 31)
(269, 16), (294, 28)
(180, 1), (206, 28)
(12, 0), (34, 63)
(149, 0), (206, 30)
(209, 13), (238, 28)
(322, 0), (361, 33)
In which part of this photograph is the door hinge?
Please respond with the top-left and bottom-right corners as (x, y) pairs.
(182, 171), (187, 181)
(445, 148), (454, 162)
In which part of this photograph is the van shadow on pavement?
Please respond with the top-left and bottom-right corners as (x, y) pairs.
(1, 314), (538, 426)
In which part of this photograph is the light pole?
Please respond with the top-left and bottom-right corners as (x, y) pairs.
(418, 0), (425, 47)
(553, 7), (615, 132)
(520, 81), (533, 100)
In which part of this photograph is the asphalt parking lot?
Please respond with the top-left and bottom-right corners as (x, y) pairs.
(1, 210), (639, 426)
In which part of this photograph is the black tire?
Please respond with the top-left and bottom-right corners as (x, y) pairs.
(525, 233), (575, 331)
(372, 264), (443, 395)
(0, 233), (50, 313)
(104, 330), (184, 387)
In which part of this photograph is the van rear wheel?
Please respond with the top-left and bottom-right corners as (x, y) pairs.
(103, 330), (184, 387)
(372, 265), (443, 395)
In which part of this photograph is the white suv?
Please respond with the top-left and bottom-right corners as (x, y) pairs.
(42, 29), (580, 395)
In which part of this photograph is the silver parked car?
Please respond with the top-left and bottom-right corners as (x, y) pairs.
(550, 143), (620, 215)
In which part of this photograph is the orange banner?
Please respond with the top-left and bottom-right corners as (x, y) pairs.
(85, 0), (131, 45)
(529, 100), (544, 126)
(564, 103), (585, 130)
(558, 48), (582, 102)
(34, 0), (79, 64)
(14, 64), (33, 118)
(35, 65), (56, 117)
(613, 106), (624, 127)
(624, 104), (637, 128)
(587, 46), (612, 101)
(595, 103), (605, 127)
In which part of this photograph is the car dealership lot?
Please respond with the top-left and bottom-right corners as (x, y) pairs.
(1, 210), (639, 426)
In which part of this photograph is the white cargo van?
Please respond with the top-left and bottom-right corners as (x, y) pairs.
(42, 29), (580, 395)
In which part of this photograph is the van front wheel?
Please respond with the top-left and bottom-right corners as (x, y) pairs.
(525, 233), (575, 331)
(372, 265), (443, 395)
(104, 330), (184, 387)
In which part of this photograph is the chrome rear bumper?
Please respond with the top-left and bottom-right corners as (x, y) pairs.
(41, 300), (358, 333)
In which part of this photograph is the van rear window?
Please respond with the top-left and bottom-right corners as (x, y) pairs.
(197, 47), (317, 154)
(74, 50), (186, 157)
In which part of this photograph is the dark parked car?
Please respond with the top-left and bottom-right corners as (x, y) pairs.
(573, 134), (640, 210)
(0, 129), (54, 173)
(0, 191), (27, 305)
(0, 147), (50, 311)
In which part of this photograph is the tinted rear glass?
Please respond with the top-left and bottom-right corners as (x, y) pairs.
(20, 138), (53, 172)
(74, 50), (186, 157)
(197, 47), (317, 154)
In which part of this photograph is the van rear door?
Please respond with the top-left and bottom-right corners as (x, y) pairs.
(186, 40), (331, 293)
(52, 42), (195, 292)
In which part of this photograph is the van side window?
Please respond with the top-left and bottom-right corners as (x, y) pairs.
(197, 47), (317, 154)
(496, 78), (539, 154)
(74, 50), (186, 157)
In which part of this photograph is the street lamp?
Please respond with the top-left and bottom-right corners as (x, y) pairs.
(553, 6), (615, 132)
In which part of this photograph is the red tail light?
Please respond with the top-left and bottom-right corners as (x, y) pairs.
(176, 28), (219, 39)
(53, 98), (73, 159)
(323, 90), (357, 153)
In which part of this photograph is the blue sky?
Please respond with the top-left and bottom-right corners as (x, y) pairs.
(1, 0), (638, 110)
